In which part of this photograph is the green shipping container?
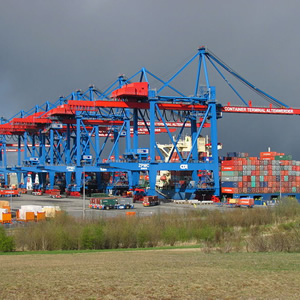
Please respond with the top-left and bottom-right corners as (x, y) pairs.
(101, 198), (118, 206)
(221, 171), (234, 177)
(275, 155), (292, 160)
(275, 155), (284, 160)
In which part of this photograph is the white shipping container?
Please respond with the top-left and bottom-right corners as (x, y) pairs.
(0, 208), (8, 220)
(19, 205), (43, 219)
(42, 206), (61, 218)
(221, 177), (232, 182)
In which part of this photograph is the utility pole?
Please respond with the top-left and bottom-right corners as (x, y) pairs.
(279, 162), (282, 200)
(10, 186), (13, 214)
(81, 161), (86, 219)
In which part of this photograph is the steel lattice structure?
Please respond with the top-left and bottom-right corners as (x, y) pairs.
(0, 47), (297, 199)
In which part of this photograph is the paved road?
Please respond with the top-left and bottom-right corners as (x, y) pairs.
(8, 193), (219, 219)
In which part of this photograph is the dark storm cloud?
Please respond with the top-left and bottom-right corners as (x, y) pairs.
(1, 0), (300, 157)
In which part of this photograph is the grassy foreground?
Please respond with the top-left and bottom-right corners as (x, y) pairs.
(0, 250), (299, 299)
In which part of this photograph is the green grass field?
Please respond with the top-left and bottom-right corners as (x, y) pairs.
(0, 250), (299, 299)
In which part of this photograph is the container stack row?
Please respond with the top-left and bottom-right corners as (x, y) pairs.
(221, 152), (300, 194)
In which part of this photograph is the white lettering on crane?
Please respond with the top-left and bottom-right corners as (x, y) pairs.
(139, 163), (149, 170)
(223, 106), (294, 114)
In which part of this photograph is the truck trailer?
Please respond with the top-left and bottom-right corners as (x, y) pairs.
(89, 197), (134, 210)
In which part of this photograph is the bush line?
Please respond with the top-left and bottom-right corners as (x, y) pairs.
(1, 198), (300, 253)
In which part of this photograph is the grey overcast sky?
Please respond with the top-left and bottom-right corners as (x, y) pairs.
(1, 0), (300, 158)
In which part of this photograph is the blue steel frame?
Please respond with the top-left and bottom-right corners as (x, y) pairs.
(0, 47), (290, 199)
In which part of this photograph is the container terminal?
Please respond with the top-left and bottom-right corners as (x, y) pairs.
(1, 46), (300, 206)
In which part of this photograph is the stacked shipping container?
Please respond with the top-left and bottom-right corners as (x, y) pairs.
(221, 152), (300, 195)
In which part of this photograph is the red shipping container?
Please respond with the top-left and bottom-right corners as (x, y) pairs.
(221, 161), (235, 166)
(261, 157), (274, 161)
(260, 152), (277, 157)
(221, 187), (236, 194)
(221, 166), (236, 171)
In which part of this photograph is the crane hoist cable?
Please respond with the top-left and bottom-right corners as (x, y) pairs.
(206, 49), (285, 108)
(170, 110), (176, 122)
(157, 50), (197, 82)
(162, 110), (170, 122)
(144, 109), (150, 121)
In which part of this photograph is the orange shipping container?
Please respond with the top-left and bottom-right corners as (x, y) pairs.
(1, 212), (12, 224)
(126, 211), (136, 216)
(25, 211), (35, 222)
(37, 212), (46, 222)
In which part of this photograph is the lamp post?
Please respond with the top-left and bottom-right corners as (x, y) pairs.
(10, 186), (13, 214)
(279, 162), (282, 200)
(81, 160), (86, 219)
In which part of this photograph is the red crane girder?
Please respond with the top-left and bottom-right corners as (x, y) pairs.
(3, 97), (298, 137)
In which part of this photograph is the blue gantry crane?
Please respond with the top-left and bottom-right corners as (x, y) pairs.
(0, 46), (298, 200)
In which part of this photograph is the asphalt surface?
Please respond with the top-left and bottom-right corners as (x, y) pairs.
(7, 193), (220, 219)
